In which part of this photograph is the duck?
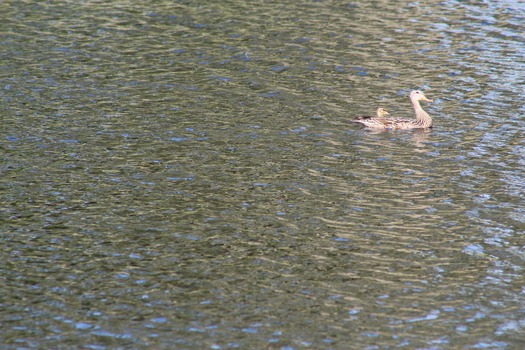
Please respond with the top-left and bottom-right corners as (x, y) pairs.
(376, 107), (390, 118)
(353, 90), (433, 130)
(353, 107), (391, 124)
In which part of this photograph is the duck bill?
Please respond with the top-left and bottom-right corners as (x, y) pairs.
(424, 97), (433, 102)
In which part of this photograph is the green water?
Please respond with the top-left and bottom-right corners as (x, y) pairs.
(2, 1), (524, 349)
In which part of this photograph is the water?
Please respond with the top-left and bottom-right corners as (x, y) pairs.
(2, 1), (525, 349)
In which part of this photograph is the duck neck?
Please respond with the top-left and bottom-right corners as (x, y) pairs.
(412, 99), (432, 127)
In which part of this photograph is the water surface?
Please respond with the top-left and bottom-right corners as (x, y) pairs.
(2, 1), (525, 349)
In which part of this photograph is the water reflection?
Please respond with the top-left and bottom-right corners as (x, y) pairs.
(2, 0), (525, 348)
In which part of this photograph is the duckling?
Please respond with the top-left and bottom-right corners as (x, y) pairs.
(376, 107), (390, 118)
(352, 107), (390, 124)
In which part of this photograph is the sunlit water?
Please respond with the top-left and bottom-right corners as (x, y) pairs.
(2, 1), (524, 349)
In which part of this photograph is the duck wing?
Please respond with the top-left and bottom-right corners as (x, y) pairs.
(352, 115), (389, 128)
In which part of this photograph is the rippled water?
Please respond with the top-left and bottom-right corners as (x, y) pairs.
(2, 1), (525, 349)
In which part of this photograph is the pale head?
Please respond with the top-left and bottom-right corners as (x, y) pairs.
(376, 107), (390, 117)
(409, 90), (433, 103)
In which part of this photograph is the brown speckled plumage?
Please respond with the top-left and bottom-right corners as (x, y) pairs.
(353, 91), (433, 130)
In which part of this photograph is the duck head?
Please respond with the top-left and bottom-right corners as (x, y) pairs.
(410, 90), (433, 103)
(376, 107), (390, 117)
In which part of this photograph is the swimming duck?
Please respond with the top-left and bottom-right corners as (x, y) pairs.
(376, 107), (390, 118)
(353, 107), (391, 125)
(353, 90), (433, 130)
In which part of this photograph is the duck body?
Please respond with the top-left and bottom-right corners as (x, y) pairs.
(353, 90), (433, 130)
